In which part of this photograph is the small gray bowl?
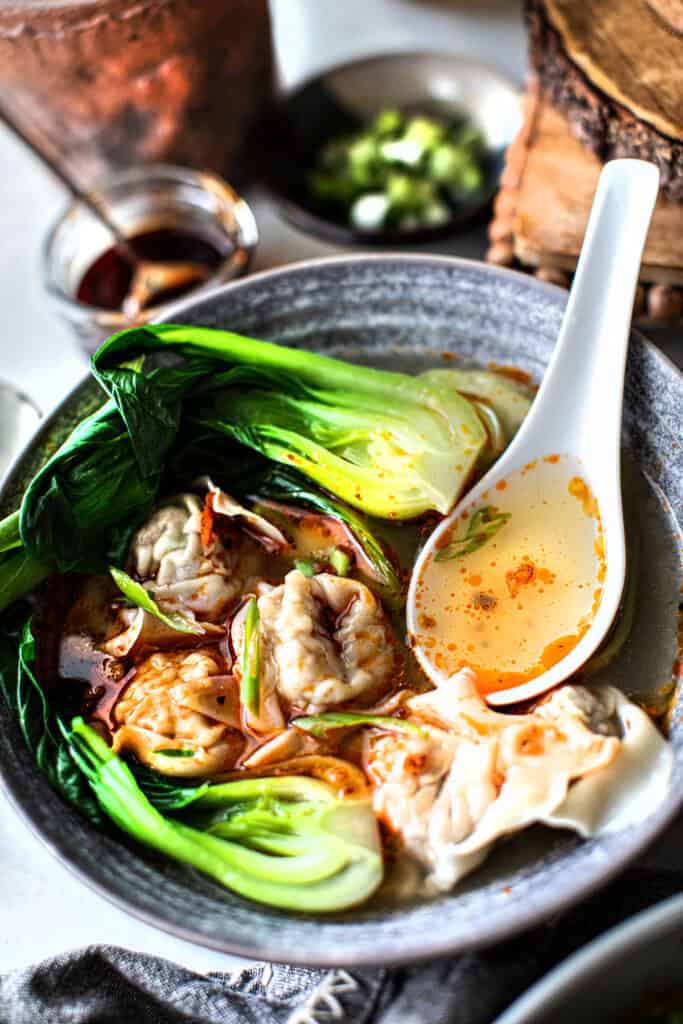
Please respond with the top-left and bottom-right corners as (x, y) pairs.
(264, 52), (521, 245)
(0, 255), (681, 966)
(496, 893), (683, 1023)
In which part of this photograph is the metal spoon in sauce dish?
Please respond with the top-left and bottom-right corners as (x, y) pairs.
(407, 159), (659, 707)
(0, 109), (211, 319)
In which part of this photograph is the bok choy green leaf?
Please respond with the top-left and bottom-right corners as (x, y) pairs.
(126, 761), (209, 811)
(19, 401), (159, 571)
(0, 549), (53, 614)
(0, 612), (103, 824)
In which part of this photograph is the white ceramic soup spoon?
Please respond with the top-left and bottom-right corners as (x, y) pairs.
(407, 159), (659, 706)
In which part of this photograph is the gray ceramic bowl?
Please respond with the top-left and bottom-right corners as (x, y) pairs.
(496, 893), (683, 1023)
(0, 255), (681, 966)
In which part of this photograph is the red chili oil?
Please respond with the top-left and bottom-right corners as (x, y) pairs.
(76, 227), (229, 311)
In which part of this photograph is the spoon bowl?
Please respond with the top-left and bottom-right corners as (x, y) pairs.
(408, 159), (660, 705)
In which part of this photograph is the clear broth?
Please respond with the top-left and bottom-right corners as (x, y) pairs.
(412, 456), (605, 695)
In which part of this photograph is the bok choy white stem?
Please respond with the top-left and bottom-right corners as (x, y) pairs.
(67, 718), (383, 912)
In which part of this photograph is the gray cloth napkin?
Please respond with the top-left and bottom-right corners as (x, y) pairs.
(2, 868), (681, 1024)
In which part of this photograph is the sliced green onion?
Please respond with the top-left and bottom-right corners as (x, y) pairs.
(329, 547), (351, 577)
(109, 567), (203, 635)
(434, 506), (511, 562)
(293, 711), (428, 739)
(241, 597), (260, 715)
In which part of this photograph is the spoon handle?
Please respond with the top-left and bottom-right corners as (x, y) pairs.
(0, 106), (134, 258)
(520, 159), (659, 460)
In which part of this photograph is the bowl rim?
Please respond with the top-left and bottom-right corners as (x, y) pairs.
(264, 49), (522, 247)
(495, 892), (683, 1024)
(0, 253), (681, 967)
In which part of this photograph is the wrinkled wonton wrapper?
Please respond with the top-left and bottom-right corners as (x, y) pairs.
(113, 648), (243, 777)
(367, 669), (672, 893)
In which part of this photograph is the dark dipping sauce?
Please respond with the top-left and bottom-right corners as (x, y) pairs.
(76, 227), (229, 311)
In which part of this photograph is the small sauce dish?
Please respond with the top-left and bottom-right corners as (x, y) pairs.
(43, 164), (258, 353)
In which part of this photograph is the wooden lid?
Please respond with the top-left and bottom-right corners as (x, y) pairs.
(543, 0), (683, 138)
(508, 92), (683, 281)
(645, 0), (683, 33)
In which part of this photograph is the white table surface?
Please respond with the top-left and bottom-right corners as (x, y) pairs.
(0, 0), (681, 980)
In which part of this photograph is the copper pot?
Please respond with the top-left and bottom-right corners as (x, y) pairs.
(0, 0), (273, 186)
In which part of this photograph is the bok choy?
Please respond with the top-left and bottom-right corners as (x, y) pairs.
(92, 323), (488, 519)
(67, 718), (383, 912)
(20, 400), (159, 571)
(0, 611), (384, 912)
(418, 367), (533, 469)
(0, 614), (104, 824)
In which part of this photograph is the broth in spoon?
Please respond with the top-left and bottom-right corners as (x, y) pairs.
(411, 456), (605, 696)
